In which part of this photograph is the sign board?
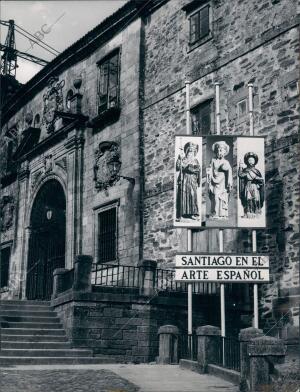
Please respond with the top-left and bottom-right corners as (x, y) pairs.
(173, 136), (266, 228)
(175, 254), (269, 283)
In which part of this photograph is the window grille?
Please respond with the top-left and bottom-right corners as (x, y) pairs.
(98, 206), (117, 263)
(98, 51), (120, 114)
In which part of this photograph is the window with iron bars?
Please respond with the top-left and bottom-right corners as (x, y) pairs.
(97, 205), (117, 263)
(97, 50), (120, 114)
(191, 99), (213, 135)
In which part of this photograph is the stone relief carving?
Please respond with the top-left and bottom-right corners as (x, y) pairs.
(93, 141), (120, 191)
(0, 195), (15, 232)
(55, 156), (67, 172)
(44, 154), (53, 173)
(42, 76), (65, 133)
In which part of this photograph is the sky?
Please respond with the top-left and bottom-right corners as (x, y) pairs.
(1, 1), (127, 83)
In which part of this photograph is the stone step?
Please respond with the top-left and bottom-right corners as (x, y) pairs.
(0, 328), (66, 336)
(0, 310), (57, 317)
(0, 348), (93, 357)
(1, 322), (63, 329)
(1, 341), (71, 349)
(0, 356), (117, 365)
(0, 304), (53, 312)
(0, 300), (51, 306)
(0, 334), (68, 342)
(1, 315), (61, 323)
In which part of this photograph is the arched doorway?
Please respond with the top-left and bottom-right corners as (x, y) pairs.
(26, 179), (66, 300)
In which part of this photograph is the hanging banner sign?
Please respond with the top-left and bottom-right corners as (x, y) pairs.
(173, 135), (266, 229)
(175, 254), (269, 283)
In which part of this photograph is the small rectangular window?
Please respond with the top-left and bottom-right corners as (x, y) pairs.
(191, 100), (213, 135)
(98, 51), (120, 114)
(189, 5), (210, 44)
(97, 206), (117, 263)
(1, 246), (11, 288)
(237, 99), (248, 119)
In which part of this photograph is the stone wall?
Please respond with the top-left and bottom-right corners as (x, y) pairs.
(142, 0), (299, 331)
(53, 289), (219, 363)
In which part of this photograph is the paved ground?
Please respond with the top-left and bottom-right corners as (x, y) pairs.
(0, 364), (239, 392)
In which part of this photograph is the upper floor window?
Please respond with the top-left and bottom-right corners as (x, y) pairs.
(98, 50), (120, 114)
(191, 99), (213, 135)
(189, 4), (210, 45)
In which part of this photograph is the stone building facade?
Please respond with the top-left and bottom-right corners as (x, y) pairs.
(0, 0), (299, 347)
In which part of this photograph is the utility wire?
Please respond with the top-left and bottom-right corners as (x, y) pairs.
(14, 27), (58, 56)
(15, 23), (60, 54)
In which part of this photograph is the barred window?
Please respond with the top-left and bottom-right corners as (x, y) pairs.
(98, 51), (120, 114)
(1, 245), (11, 288)
(189, 5), (210, 44)
(191, 99), (213, 135)
(97, 205), (117, 263)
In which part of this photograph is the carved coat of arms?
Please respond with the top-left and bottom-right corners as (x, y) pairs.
(42, 76), (65, 133)
(0, 195), (15, 232)
(94, 141), (120, 191)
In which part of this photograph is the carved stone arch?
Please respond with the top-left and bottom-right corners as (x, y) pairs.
(26, 173), (67, 228)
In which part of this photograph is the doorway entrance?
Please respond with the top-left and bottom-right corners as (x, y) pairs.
(26, 179), (66, 300)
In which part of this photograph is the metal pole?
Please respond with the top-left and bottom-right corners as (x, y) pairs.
(185, 79), (193, 358)
(215, 82), (226, 364)
(252, 230), (259, 328)
(248, 83), (259, 329)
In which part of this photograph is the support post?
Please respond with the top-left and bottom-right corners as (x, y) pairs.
(196, 325), (221, 373)
(157, 325), (179, 364)
(139, 259), (157, 296)
(239, 327), (264, 391)
(72, 255), (93, 292)
(248, 82), (259, 329)
(185, 79), (193, 359)
(248, 336), (286, 392)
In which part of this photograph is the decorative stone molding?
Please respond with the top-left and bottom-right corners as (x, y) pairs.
(0, 195), (15, 232)
(55, 156), (67, 172)
(31, 170), (43, 190)
(42, 76), (65, 134)
(93, 141), (120, 191)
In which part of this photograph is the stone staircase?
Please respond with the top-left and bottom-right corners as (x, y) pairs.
(0, 300), (113, 365)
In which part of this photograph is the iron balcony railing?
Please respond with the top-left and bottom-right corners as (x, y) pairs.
(91, 263), (140, 288)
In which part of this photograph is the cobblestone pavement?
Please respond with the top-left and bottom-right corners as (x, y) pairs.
(0, 364), (240, 392)
(0, 369), (139, 392)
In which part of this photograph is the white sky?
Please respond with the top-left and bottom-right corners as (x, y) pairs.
(1, 1), (127, 83)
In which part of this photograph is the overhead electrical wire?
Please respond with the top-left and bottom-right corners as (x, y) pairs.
(15, 23), (60, 54)
(14, 27), (58, 56)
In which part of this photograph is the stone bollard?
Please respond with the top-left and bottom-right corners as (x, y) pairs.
(196, 325), (221, 373)
(52, 268), (69, 299)
(157, 325), (179, 364)
(248, 336), (286, 392)
(139, 259), (157, 296)
(72, 255), (93, 292)
(239, 327), (264, 391)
